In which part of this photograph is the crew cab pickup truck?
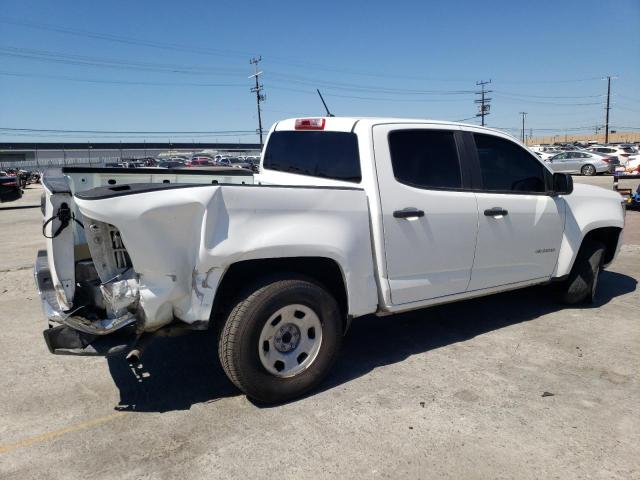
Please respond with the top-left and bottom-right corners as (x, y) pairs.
(35, 118), (625, 403)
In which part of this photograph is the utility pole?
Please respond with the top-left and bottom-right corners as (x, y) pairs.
(604, 75), (615, 144)
(519, 112), (527, 143)
(475, 80), (492, 126)
(249, 56), (265, 147)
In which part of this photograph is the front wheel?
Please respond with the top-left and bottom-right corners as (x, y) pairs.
(218, 276), (343, 403)
(581, 164), (596, 176)
(560, 240), (605, 304)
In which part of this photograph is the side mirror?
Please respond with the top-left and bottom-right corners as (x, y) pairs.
(552, 173), (573, 195)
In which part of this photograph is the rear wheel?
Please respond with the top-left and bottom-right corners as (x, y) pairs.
(561, 240), (605, 304)
(581, 164), (596, 176)
(218, 276), (342, 403)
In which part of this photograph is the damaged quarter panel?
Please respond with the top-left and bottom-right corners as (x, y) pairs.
(74, 184), (378, 332)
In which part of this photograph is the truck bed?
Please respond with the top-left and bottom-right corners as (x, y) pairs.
(37, 171), (378, 352)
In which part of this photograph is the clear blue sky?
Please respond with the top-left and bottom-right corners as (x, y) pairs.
(0, 0), (638, 142)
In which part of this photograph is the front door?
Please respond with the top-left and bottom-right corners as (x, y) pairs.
(373, 125), (479, 305)
(467, 132), (565, 290)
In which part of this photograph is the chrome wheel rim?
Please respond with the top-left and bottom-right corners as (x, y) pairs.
(258, 304), (323, 378)
(583, 165), (595, 175)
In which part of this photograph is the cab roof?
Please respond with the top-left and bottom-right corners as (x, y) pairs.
(273, 116), (508, 137)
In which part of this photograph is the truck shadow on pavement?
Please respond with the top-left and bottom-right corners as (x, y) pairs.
(107, 270), (636, 412)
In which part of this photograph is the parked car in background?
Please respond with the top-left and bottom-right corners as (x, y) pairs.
(619, 144), (639, 154)
(546, 151), (615, 175)
(227, 156), (256, 170)
(588, 145), (635, 166)
(0, 172), (23, 202)
(185, 157), (214, 167)
(534, 148), (563, 161)
(158, 160), (186, 169)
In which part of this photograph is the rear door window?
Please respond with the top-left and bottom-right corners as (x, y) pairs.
(388, 130), (462, 189)
(263, 131), (361, 182)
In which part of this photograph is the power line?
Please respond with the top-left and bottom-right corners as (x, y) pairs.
(266, 85), (472, 103)
(494, 90), (604, 99)
(0, 127), (256, 134)
(0, 18), (252, 59)
(0, 18), (477, 83)
(0, 46), (246, 75)
(0, 69), (613, 108)
(494, 76), (603, 84)
(0, 18), (620, 88)
(267, 72), (476, 95)
(616, 105), (640, 113)
(0, 132), (258, 139)
(492, 94), (603, 106)
(454, 116), (478, 122)
(617, 95), (640, 103)
(0, 71), (246, 87)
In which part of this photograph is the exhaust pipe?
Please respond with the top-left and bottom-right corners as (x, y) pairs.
(125, 322), (193, 363)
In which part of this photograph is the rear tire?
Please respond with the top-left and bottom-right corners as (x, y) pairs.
(561, 240), (605, 304)
(218, 275), (342, 403)
(581, 164), (596, 176)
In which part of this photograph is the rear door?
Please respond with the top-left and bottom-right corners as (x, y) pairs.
(564, 152), (584, 172)
(373, 125), (479, 305)
(467, 132), (565, 290)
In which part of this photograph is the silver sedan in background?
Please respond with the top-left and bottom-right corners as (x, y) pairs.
(545, 151), (617, 176)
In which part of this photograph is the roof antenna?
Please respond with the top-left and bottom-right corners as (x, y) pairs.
(317, 89), (335, 117)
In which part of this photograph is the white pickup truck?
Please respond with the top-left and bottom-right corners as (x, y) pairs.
(36, 117), (625, 403)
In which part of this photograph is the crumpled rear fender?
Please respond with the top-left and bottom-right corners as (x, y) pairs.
(75, 184), (378, 331)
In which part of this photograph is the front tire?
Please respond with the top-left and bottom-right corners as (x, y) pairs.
(561, 241), (605, 304)
(581, 164), (596, 176)
(218, 276), (342, 403)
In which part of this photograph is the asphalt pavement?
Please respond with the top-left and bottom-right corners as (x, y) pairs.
(0, 179), (638, 479)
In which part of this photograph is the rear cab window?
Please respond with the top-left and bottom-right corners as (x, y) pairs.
(263, 131), (361, 183)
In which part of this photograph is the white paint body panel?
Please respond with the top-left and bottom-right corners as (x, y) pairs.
(469, 193), (565, 290)
(371, 123), (479, 304)
(259, 118), (624, 316)
(553, 183), (625, 276)
(75, 185), (379, 330)
(41, 117), (625, 334)
(41, 183), (75, 310)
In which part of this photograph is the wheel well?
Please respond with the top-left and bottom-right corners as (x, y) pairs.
(211, 257), (348, 328)
(582, 227), (621, 264)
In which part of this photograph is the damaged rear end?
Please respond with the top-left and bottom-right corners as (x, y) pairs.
(35, 167), (252, 356)
(36, 181), (141, 354)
